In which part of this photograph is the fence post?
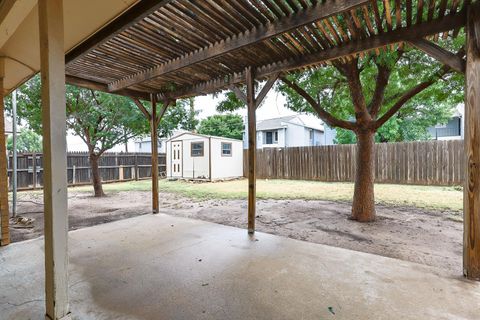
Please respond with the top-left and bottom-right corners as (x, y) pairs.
(32, 152), (37, 189)
(72, 165), (76, 185)
(119, 165), (124, 181)
(134, 154), (138, 181)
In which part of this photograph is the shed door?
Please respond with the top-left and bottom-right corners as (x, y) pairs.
(171, 141), (182, 177)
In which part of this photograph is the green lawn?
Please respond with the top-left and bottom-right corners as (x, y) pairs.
(70, 178), (463, 212)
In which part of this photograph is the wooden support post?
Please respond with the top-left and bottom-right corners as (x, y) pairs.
(464, 4), (480, 281)
(246, 67), (256, 234)
(232, 69), (278, 234)
(151, 95), (159, 213)
(0, 58), (10, 246)
(38, 0), (71, 318)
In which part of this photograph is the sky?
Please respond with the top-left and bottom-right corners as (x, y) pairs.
(195, 90), (296, 121)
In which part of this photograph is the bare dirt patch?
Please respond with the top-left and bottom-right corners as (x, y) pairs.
(10, 190), (462, 276)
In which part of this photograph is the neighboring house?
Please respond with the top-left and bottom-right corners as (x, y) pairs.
(135, 137), (166, 153)
(66, 131), (135, 152)
(166, 132), (243, 180)
(243, 115), (327, 149)
(427, 104), (464, 140)
(4, 118), (12, 137)
(135, 130), (188, 153)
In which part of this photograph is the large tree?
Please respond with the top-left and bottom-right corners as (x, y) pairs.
(218, 38), (464, 222)
(198, 114), (244, 140)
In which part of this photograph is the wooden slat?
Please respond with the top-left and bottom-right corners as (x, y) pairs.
(172, 12), (465, 98)
(108, 0), (369, 91)
(66, 0), (174, 64)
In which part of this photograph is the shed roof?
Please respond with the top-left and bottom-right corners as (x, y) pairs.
(0, 0), (471, 100)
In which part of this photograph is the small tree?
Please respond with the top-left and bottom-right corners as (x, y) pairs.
(66, 88), (147, 196)
(198, 114), (244, 140)
(12, 76), (148, 197)
(7, 129), (42, 153)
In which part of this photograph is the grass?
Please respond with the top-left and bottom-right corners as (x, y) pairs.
(69, 178), (463, 212)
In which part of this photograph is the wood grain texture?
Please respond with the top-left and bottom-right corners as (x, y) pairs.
(150, 95), (159, 214)
(464, 5), (480, 280)
(246, 67), (256, 234)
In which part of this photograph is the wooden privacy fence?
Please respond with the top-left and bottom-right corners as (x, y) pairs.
(244, 140), (465, 186)
(7, 152), (166, 191)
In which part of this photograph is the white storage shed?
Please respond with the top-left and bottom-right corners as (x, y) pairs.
(166, 132), (243, 180)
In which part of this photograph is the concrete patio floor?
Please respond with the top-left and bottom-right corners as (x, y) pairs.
(1, 214), (479, 320)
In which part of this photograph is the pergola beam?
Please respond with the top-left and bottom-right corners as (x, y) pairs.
(167, 12), (466, 99)
(65, 0), (174, 64)
(66, 75), (150, 101)
(410, 39), (466, 73)
(108, 0), (369, 92)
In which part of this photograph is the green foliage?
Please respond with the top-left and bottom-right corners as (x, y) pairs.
(11, 75), (147, 155)
(7, 129), (42, 153)
(11, 75), (196, 154)
(216, 32), (465, 143)
(198, 114), (244, 140)
(216, 91), (245, 112)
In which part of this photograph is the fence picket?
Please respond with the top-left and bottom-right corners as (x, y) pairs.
(244, 140), (464, 186)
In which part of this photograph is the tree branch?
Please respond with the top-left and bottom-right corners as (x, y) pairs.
(374, 80), (434, 129)
(280, 76), (356, 131)
(374, 47), (461, 129)
(368, 64), (392, 117)
(334, 57), (369, 120)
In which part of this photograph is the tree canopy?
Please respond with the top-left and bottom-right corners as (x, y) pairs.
(198, 114), (244, 140)
(216, 35), (464, 144)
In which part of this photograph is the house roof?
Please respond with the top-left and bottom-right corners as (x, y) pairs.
(257, 115), (324, 132)
(167, 131), (242, 143)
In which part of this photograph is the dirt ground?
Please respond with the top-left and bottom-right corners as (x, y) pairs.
(10, 190), (463, 276)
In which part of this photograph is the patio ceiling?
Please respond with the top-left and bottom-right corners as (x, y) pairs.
(62, 0), (471, 101)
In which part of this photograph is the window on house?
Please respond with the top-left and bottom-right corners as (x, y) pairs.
(309, 129), (314, 140)
(265, 131), (278, 144)
(221, 142), (232, 156)
(191, 141), (204, 157)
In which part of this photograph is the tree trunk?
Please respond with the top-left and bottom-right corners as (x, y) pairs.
(351, 130), (376, 222)
(89, 153), (105, 197)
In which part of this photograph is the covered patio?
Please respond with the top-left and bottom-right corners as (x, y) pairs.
(1, 214), (480, 320)
(1, 0), (480, 319)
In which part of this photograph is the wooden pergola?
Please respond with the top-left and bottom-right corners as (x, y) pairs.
(0, 0), (479, 319)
